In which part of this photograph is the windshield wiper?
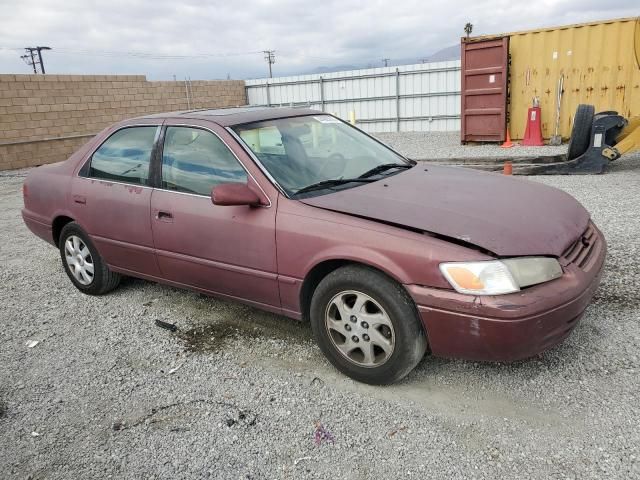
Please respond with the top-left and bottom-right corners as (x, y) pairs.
(295, 178), (376, 196)
(358, 162), (413, 179)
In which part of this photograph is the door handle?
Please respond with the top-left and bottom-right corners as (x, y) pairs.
(156, 210), (173, 222)
(73, 195), (86, 205)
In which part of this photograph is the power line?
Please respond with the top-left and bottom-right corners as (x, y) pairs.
(2, 44), (405, 77)
(263, 50), (275, 78)
(50, 48), (263, 59)
(2, 45), (366, 67)
(2, 45), (262, 60)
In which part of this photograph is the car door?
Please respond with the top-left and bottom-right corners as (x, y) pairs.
(150, 122), (279, 309)
(71, 121), (161, 277)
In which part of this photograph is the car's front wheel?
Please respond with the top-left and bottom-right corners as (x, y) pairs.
(59, 222), (121, 295)
(310, 265), (427, 384)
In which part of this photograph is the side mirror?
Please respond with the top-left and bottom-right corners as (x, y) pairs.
(211, 182), (263, 207)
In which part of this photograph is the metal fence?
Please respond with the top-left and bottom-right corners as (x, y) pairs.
(245, 60), (461, 133)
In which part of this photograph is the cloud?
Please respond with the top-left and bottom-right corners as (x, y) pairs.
(0, 0), (637, 80)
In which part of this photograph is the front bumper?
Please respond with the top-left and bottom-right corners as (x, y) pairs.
(407, 223), (606, 362)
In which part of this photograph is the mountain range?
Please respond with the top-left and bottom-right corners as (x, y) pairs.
(304, 44), (460, 74)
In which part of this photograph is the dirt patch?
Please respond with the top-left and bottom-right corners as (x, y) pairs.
(177, 315), (311, 353)
(141, 289), (312, 353)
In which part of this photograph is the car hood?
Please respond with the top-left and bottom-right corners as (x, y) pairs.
(300, 165), (590, 257)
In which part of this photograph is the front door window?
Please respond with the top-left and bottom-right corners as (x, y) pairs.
(161, 127), (247, 196)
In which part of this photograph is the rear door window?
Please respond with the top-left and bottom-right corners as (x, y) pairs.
(89, 126), (158, 185)
(161, 127), (247, 196)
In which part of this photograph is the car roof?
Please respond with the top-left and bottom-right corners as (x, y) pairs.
(137, 106), (322, 127)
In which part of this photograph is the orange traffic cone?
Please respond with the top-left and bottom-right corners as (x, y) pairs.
(500, 128), (514, 148)
(503, 161), (513, 175)
(521, 105), (544, 146)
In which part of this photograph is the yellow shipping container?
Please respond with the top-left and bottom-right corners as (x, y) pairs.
(506, 17), (640, 140)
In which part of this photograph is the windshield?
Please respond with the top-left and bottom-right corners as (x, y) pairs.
(232, 115), (409, 196)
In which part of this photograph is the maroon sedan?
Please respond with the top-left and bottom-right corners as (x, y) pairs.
(22, 107), (606, 384)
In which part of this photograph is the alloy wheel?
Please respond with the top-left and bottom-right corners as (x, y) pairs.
(324, 290), (395, 367)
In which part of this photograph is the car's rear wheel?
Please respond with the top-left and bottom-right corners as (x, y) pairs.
(310, 265), (427, 384)
(59, 222), (121, 295)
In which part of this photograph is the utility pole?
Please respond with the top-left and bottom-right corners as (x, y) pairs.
(263, 50), (275, 78)
(382, 58), (390, 67)
(36, 46), (50, 73)
(20, 46), (51, 74)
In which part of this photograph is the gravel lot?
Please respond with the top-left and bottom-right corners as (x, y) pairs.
(377, 131), (568, 160)
(1, 148), (639, 479)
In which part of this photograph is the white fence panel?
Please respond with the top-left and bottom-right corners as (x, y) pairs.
(245, 60), (461, 133)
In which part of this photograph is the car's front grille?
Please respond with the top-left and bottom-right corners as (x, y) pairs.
(562, 223), (597, 269)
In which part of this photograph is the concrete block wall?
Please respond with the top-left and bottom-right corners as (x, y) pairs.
(0, 74), (246, 170)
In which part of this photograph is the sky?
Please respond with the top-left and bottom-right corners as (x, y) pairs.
(0, 0), (637, 80)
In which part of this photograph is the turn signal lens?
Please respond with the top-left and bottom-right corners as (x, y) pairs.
(445, 267), (485, 290)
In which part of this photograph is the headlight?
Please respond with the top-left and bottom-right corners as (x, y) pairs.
(439, 257), (562, 295)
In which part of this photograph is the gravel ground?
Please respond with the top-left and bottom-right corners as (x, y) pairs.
(376, 131), (568, 160)
(1, 153), (639, 479)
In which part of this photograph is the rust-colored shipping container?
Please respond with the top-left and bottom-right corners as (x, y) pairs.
(461, 16), (640, 142)
(460, 37), (509, 142)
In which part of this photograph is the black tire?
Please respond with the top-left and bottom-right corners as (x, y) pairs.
(58, 222), (121, 295)
(310, 265), (427, 385)
(567, 104), (595, 160)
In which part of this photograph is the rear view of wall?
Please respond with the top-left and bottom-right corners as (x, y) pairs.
(0, 75), (246, 171)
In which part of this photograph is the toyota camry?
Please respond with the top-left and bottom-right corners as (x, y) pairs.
(22, 107), (606, 384)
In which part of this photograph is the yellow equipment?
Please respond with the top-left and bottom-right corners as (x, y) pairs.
(532, 105), (640, 174)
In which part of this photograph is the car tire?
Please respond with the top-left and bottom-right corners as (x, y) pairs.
(567, 104), (595, 160)
(58, 222), (121, 295)
(310, 265), (427, 385)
